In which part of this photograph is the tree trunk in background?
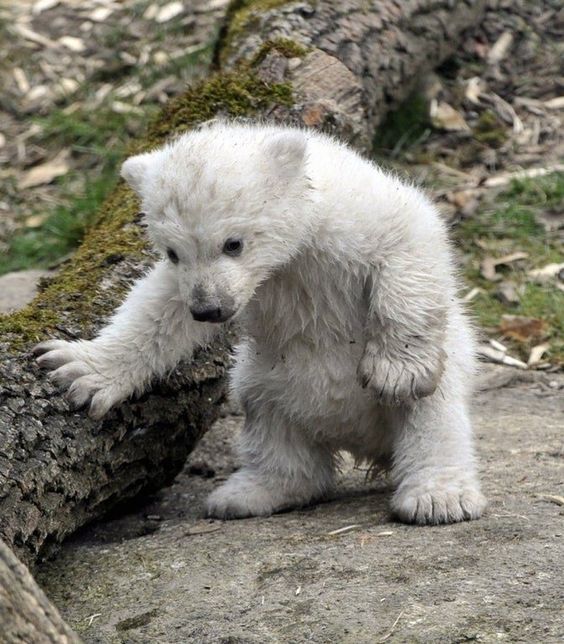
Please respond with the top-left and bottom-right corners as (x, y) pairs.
(0, 0), (485, 639)
(219, 0), (486, 151)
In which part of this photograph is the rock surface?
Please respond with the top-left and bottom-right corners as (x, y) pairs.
(38, 371), (564, 643)
(0, 269), (53, 313)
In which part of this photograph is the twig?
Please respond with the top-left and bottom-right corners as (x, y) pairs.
(378, 610), (405, 643)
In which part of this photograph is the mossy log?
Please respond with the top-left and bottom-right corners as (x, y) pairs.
(0, 0), (485, 639)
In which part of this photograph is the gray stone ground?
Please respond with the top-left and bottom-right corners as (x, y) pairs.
(0, 269), (53, 313)
(37, 369), (563, 643)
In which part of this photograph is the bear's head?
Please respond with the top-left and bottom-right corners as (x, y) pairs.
(121, 122), (316, 323)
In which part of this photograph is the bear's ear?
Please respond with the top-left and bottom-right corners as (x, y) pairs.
(120, 150), (162, 195)
(264, 131), (307, 180)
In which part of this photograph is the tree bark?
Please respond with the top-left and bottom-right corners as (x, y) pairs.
(0, 0), (485, 639)
(0, 539), (79, 643)
(219, 0), (486, 150)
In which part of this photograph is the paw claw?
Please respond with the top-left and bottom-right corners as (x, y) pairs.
(34, 338), (126, 418)
(32, 339), (68, 357)
(392, 477), (486, 525)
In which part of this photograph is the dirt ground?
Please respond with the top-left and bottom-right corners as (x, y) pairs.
(37, 369), (563, 643)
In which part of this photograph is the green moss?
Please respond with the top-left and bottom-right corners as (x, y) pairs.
(473, 110), (508, 148)
(0, 68), (295, 349)
(251, 37), (309, 65)
(142, 69), (293, 148)
(0, 185), (146, 348)
(218, 0), (301, 64)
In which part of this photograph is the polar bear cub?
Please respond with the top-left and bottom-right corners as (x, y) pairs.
(35, 121), (485, 525)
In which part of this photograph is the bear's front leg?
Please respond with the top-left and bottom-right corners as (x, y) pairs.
(206, 404), (335, 519)
(358, 252), (448, 405)
(389, 388), (486, 525)
(358, 338), (446, 406)
(34, 261), (215, 419)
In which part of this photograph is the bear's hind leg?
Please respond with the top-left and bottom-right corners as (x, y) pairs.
(206, 404), (335, 519)
(389, 391), (486, 525)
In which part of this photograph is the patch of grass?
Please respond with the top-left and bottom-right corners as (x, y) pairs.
(0, 168), (118, 274)
(0, 104), (132, 277)
(33, 105), (135, 160)
(455, 172), (564, 363)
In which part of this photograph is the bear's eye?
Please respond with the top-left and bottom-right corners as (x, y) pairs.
(166, 248), (179, 264)
(223, 238), (243, 256)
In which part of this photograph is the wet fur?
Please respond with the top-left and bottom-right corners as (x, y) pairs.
(35, 122), (485, 525)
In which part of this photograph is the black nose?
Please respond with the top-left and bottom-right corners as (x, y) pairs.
(190, 305), (224, 323)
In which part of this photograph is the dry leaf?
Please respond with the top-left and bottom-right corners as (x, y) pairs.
(489, 339), (507, 353)
(538, 494), (564, 506)
(480, 257), (499, 281)
(464, 77), (485, 104)
(528, 343), (550, 366)
(58, 36), (86, 52)
(13, 68), (30, 94)
(477, 344), (527, 369)
(56, 78), (79, 97)
(485, 92), (524, 134)
(143, 3), (159, 20)
(527, 263), (564, 284)
(462, 287), (483, 302)
(89, 7), (113, 21)
(25, 214), (48, 228)
(544, 97), (564, 110)
(495, 281), (520, 306)
(26, 85), (50, 103)
(13, 24), (56, 48)
(484, 164), (564, 188)
(480, 252), (528, 281)
(447, 189), (480, 217)
(153, 51), (169, 66)
(155, 1), (184, 23)
(32, 0), (59, 13)
(19, 151), (70, 189)
(0, 133), (5, 148)
(111, 101), (143, 115)
(430, 100), (471, 132)
(499, 315), (547, 342)
(487, 31), (513, 65)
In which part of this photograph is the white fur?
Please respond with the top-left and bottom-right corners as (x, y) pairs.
(35, 122), (485, 525)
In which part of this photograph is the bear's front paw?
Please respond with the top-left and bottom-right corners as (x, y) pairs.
(33, 339), (129, 419)
(357, 345), (445, 405)
(392, 474), (486, 525)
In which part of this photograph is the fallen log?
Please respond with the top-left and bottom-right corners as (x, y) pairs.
(0, 0), (486, 638)
(0, 539), (79, 643)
